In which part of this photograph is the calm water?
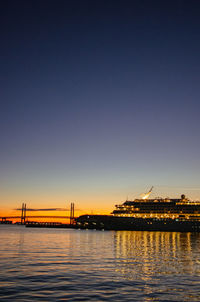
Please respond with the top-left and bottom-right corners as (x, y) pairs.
(0, 226), (200, 301)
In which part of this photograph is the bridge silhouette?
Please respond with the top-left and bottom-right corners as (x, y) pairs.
(1, 202), (76, 224)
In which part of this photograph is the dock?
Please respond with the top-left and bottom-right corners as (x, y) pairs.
(26, 222), (77, 229)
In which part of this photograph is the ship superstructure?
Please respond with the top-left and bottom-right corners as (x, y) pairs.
(112, 188), (200, 221)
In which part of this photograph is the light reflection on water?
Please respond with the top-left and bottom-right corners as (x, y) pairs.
(114, 231), (200, 279)
(0, 225), (200, 301)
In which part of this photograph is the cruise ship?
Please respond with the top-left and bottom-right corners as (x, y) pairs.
(76, 187), (200, 232)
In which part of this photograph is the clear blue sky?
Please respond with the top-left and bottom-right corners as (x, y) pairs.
(1, 0), (200, 214)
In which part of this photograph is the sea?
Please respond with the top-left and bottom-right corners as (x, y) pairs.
(0, 225), (200, 301)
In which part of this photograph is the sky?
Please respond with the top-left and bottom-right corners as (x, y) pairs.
(1, 0), (200, 219)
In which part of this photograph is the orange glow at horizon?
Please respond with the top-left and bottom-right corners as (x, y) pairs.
(0, 189), (121, 223)
(0, 203), (113, 223)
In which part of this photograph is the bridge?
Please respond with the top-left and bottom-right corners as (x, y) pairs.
(0, 202), (76, 224)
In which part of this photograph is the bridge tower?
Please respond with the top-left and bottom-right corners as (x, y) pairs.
(70, 203), (75, 225)
(21, 203), (27, 224)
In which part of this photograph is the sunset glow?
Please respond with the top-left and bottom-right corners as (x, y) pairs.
(1, 1), (200, 224)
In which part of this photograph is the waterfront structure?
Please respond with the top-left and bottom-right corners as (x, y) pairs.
(76, 188), (200, 232)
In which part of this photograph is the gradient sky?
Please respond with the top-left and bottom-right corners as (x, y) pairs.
(1, 0), (200, 217)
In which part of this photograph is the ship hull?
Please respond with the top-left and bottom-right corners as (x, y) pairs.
(76, 215), (200, 232)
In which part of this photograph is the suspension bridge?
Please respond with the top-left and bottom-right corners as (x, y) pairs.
(0, 202), (76, 225)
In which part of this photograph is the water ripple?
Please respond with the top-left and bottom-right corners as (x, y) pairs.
(0, 226), (200, 301)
